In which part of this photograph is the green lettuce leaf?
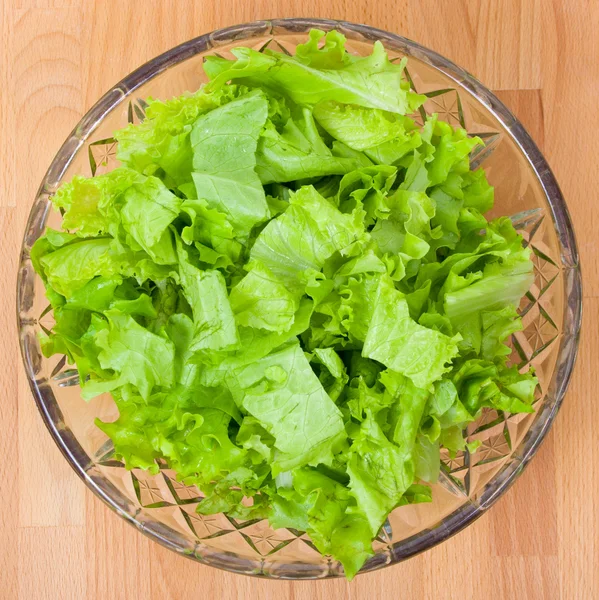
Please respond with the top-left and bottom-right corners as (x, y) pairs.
(226, 342), (346, 474)
(180, 198), (242, 270)
(115, 85), (241, 184)
(205, 29), (425, 115)
(197, 298), (314, 385)
(314, 102), (417, 151)
(191, 90), (270, 239)
(249, 185), (366, 294)
(347, 412), (413, 536)
(311, 347), (348, 402)
(270, 468), (374, 580)
(51, 167), (142, 237)
(256, 106), (362, 183)
(229, 262), (298, 332)
(83, 310), (175, 400)
(120, 176), (181, 264)
(40, 238), (123, 298)
(363, 276), (460, 389)
(176, 237), (239, 354)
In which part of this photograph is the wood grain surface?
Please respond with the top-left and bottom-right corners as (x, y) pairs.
(1, 2), (597, 599)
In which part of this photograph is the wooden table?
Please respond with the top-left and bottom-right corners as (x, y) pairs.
(1, 2), (596, 599)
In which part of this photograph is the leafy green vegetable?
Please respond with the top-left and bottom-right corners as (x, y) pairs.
(363, 276), (460, 389)
(191, 90), (270, 240)
(314, 102), (417, 152)
(229, 262), (298, 332)
(205, 29), (425, 114)
(32, 28), (536, 579)
(176, 236), (239, 354)
(83, 310), (175, 400)
(227, 341), (346, 474)
(52, 167), (142, 237)
(121, 176), (181, 263)
(248, 185), (366, 296)
(256, 105), (362, 183)
(115, 85), (242, 185)
(347, 411), (414, 536)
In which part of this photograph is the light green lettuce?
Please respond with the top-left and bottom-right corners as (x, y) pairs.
(256, 106), (362, 183)
(227, 342), (346, 474)
(176, 237), (239, 354)
(191, 90), (270, 240)
(32, 28), (536, 580)
(363, 276), (461, 390)
(205, 29), (425, 114)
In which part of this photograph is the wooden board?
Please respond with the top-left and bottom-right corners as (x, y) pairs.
(1, 2), (597, 598)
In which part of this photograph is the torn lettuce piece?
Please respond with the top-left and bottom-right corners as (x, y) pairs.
(363, 276), (460, 389)
(256, 106), (362, 184)
(205, 29), (425, 115)
(229, 262), (298, 332)
(191, 90), (270, 240)
(176, 237), (239, 354)
(249, 185), (366, 294)
(115, 85), (242, 184)
(269, 468), (374, 580)
(82, 310), (175, 400)
(120, 176), (181, 264)
(51, 167), (142, 237)
(347, 412), (414, 537)
(226, 342), (346, 475)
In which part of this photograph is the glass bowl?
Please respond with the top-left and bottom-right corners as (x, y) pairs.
(16, 18), (582, 579)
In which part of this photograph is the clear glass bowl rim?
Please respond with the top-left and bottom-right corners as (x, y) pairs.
(16, 17), (583, 579)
